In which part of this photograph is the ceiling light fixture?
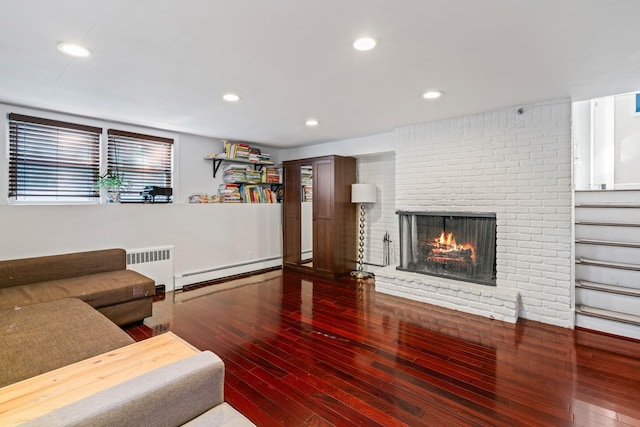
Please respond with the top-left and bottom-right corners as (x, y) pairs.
(57, 42), (92, 58)
(222, 93), (240, 102)
(422, 90), (443, 100)
(353, 37), (376, 51)
(305, 119), (319, 127)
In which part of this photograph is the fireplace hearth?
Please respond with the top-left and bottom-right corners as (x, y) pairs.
(398, 211), (497, 286)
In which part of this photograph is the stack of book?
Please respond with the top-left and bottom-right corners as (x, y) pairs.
(303, 185), (313, 202)
(223, 165), (248, 183)
(234, 143), (250, 159)
(301, 167), (312, 186)
(218, 184), (241, 203)
(245, 169), (262, 183)
(248, 148), (261, 163)
(222, 141), (251, 159)
(251, 151), (272, 163)
(261, 167), (280, 183)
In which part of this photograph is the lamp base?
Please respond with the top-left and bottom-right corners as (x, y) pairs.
(350, 270), (372, 279)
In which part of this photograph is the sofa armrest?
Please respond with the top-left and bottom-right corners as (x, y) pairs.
(24, 350), (225, 427)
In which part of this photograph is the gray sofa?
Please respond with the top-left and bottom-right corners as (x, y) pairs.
(0, 249), (254, 426)
(23, 351), (255, 427)
(0, 248), (155, 326)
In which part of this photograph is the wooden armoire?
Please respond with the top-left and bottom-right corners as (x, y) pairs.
(282, 155), (356, 279)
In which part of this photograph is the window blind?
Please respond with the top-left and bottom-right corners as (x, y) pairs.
(8, 113), (101, 200)
(107, 129), (173, 203)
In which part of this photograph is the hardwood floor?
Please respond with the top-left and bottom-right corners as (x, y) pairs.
(126, 270), (640, 426)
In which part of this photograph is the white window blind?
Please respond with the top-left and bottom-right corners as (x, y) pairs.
(8, 113), (101, 202)
(107, 129), (173, 203)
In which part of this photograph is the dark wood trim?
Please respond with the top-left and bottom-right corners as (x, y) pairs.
(8, 113), (102, 134)
(108, 128), (173, 144)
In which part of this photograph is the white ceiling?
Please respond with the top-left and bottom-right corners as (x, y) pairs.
(1, 0), (639, 148)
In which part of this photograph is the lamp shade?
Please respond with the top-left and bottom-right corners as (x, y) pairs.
(351, 183), (376, 204)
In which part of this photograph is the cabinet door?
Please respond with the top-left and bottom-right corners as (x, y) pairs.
(313, 159), (334, 275)
(282, 163), (301, 266)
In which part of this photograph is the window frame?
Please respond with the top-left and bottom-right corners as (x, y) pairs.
(7, 113), (102, 204)
(106, 129), (174, 203)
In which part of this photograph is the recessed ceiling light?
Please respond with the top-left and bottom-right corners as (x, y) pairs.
(57, 42), (92, 57)
(222, 93), (240, 102)
(423, 90), (443, 100)
(305, 119), (319, 127)
(353, 37), (376, 51)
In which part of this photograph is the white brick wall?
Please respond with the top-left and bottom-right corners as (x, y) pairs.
(377, 99), (573, 327)
(376, 266), (520, 323)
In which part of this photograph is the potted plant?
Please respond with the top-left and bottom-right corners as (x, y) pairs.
(95, 172), (128, 203)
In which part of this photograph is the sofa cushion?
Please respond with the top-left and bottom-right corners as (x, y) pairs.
(0, 298), (134, 387)
(0, 249), (126, 289)
(0, 270), (155, 312)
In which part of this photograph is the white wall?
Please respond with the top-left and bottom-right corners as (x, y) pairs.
(0, 103), (282, 287)
(572, 91), (640, 191)
(572, 100), (591, 191)
(591, 97), (615, 189)
(279, 131), (397, 161)
(614, 92), (640, 188)
(356, 153), (398, 270)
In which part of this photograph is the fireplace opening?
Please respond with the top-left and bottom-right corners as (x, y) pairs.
(397, 211), (497, 286)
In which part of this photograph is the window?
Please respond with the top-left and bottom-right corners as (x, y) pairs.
(8, 113), (101, 202)
(107, 129), (173, 203)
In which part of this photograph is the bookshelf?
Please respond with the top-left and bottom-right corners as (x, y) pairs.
(204, 142), (281, 204)
(204, 141), (278, 178)
(203, 155), (277, 178)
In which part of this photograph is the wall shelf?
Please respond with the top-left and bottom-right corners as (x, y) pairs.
(203, 156), (277, 178)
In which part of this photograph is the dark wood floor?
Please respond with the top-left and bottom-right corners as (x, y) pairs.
(126, 270), (640, 426)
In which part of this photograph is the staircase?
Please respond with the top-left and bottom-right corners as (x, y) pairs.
(575, 190), (640, 339)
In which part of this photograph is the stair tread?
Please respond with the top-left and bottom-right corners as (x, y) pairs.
(576, 280), (640, 297)
(575, 239), (640, 249)
(576, 205), (640, 210)
(577, 305), (640, 326)
(576, 257), (640, 272)
(575, 221), (640, 228)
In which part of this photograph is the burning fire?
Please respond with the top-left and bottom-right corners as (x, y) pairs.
(431, 231), (475, 261)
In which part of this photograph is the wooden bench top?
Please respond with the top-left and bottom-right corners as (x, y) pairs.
(0, 332), (199, 426)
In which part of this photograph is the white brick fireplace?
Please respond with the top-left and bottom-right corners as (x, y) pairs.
(376, 99), (573, 327)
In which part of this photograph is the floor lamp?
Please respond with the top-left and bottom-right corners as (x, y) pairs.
(350, 183), (377, 279)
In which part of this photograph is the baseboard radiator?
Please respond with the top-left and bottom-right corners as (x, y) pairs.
(126, 246), (175, 292)
(174, 256), (282, 290)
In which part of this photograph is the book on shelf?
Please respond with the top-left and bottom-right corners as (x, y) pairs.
(241, 184), (279, 203)
(303, 185), (313, 202)
(260, 167), (281, 183)
(222, 165), (248, 183)
(245, 169), (262, 183)
(301, 167), (312, 186)
(218, 182), (279, 204)
(221, 141), (250, 160)
(218, 183), (242, 203)
(211, 141), (273, 163)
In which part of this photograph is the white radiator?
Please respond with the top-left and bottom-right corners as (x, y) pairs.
(126, 246), (175, 291)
